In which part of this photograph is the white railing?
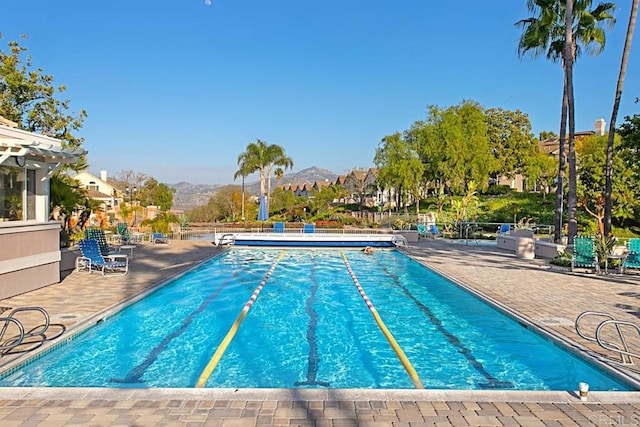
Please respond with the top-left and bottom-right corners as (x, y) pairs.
(169, 226), (393, 241)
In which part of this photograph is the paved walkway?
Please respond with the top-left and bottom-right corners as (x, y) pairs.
(0, 238), (640, 426)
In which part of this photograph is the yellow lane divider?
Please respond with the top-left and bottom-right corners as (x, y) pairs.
(340, 252), (424, 389)
(195, 250), (287, 388)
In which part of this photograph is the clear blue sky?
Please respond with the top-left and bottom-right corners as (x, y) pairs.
(3, 1), (638, 185)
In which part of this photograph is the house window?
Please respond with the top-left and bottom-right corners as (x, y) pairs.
(0, 165), (25, 221)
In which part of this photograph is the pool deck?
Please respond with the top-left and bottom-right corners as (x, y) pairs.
(1, 238), (640, 426)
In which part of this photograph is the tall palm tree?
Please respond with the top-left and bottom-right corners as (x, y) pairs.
(236, 139), (293, 212)
(516, 0), (616, 244)
(604, 0), (638, 236)
(234, 158), (253, 221)
(265, 146), (293, 211)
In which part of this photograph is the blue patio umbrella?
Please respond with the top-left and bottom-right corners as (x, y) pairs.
(257, 194), (268, 221)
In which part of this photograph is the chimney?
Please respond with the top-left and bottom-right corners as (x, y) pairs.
(595, 118), (606, 136)
(100, 170), (108, 182)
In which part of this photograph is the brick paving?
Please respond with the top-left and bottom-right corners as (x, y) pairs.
(0, 238), (639, 426)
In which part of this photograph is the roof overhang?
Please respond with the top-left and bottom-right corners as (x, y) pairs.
(0, 137), (86, 178)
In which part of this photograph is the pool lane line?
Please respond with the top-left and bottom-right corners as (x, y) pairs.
(111, 272), (237, 384)
(294, 257), (330, 387)
(195, 250), (287, 388)
(376, 259), (514, 389)
(340, 252), (424, 389)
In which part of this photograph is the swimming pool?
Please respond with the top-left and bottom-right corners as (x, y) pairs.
(0, 248), (632, 390)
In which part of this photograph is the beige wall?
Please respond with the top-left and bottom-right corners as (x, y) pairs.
(0, 222), (61, 299)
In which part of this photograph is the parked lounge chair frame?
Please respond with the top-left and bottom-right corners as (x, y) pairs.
(571, 236), (599, 273)
(623, 238), (640, 273)
(77, 239), (129, 276)
(151, 232), (170, 244)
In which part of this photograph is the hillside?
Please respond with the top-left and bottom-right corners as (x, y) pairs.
(170, 166), (338, 211)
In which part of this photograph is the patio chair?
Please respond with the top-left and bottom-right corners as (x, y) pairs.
(571, 236), (599, 273)
(497, 224), (511, 235)
(273, 222), (285, 233)
(85, 228), (122, 258)
(151, 232), (170, 244)
(77, 239), (129, 276)
(417, 224), (428, 239)
(0, 306), (63, 355)
(428, 224), (443, 238)
(116, 222), (131, 245)
(303, 223), (315, 234)
(623, 238), (640, 273)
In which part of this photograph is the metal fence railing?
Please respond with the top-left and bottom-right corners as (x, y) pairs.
(168, 226), (392, 241)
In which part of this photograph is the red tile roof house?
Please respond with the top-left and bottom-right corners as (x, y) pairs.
(0, 117), (85, 299)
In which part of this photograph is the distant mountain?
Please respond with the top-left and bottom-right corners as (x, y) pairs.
(170, 166), (338, 211)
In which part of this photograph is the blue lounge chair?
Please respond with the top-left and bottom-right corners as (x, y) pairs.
(571, 236), (599, 273)
(151, 232), (170, 244)
(498, 224), (511, 235)
(623, 238), (640, 273)
(77, 239), (129, 276)
(85, 228), (121, 257)
(303, 223), (315, 234)
(273, 222), (285, 233)
(428, 224), (442, 238)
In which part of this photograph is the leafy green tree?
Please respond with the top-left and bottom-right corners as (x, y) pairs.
(485, 108), (538, 180)
(210, 185), (243, 221)
(604, 0), (638, 235)
(0, 35), (87, 169)
(138, 177), (175, 211)
(374, 132), (424, 214)
(270, 188), (305, 219)
(186, 201), (218, 223)
(618, 114), (640, 171)
(618, 114), (640, 222)
(309, 185), (349, 216)
(524, 151), (558, 199)
(539, 130), (558, 140)
(577, 134), (636, 233)
(516, 0), (616, 243)
(412, 101), (494, 195)
(1, 35), (89, 224)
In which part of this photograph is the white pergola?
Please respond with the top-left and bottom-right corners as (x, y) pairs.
(0, 131), (85, 178)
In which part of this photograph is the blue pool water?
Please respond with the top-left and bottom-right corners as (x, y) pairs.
(0, 249), (631, 390)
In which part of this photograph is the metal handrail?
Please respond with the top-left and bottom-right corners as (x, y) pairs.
(596, 320), (640, 365)
(0, 317), (25, 354)
(575, 311), (636, 365)
(391, 235), (411, 253)
(216, 233), (236, 247)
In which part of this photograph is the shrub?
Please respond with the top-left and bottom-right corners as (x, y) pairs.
(550, 251), (572, 267)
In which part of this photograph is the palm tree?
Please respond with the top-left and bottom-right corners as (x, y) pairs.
(604, 0), (638, 236)
(236, 139), (293, 212)
(516, 0), (616, 244)
(234, 159), (253, 221)
(274, 167), (284, 187)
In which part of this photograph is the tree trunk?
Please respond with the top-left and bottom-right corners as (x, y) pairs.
(554, 87), (568, 244)
(604, 0), (638, 236)
(564, 0), (578, 245)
